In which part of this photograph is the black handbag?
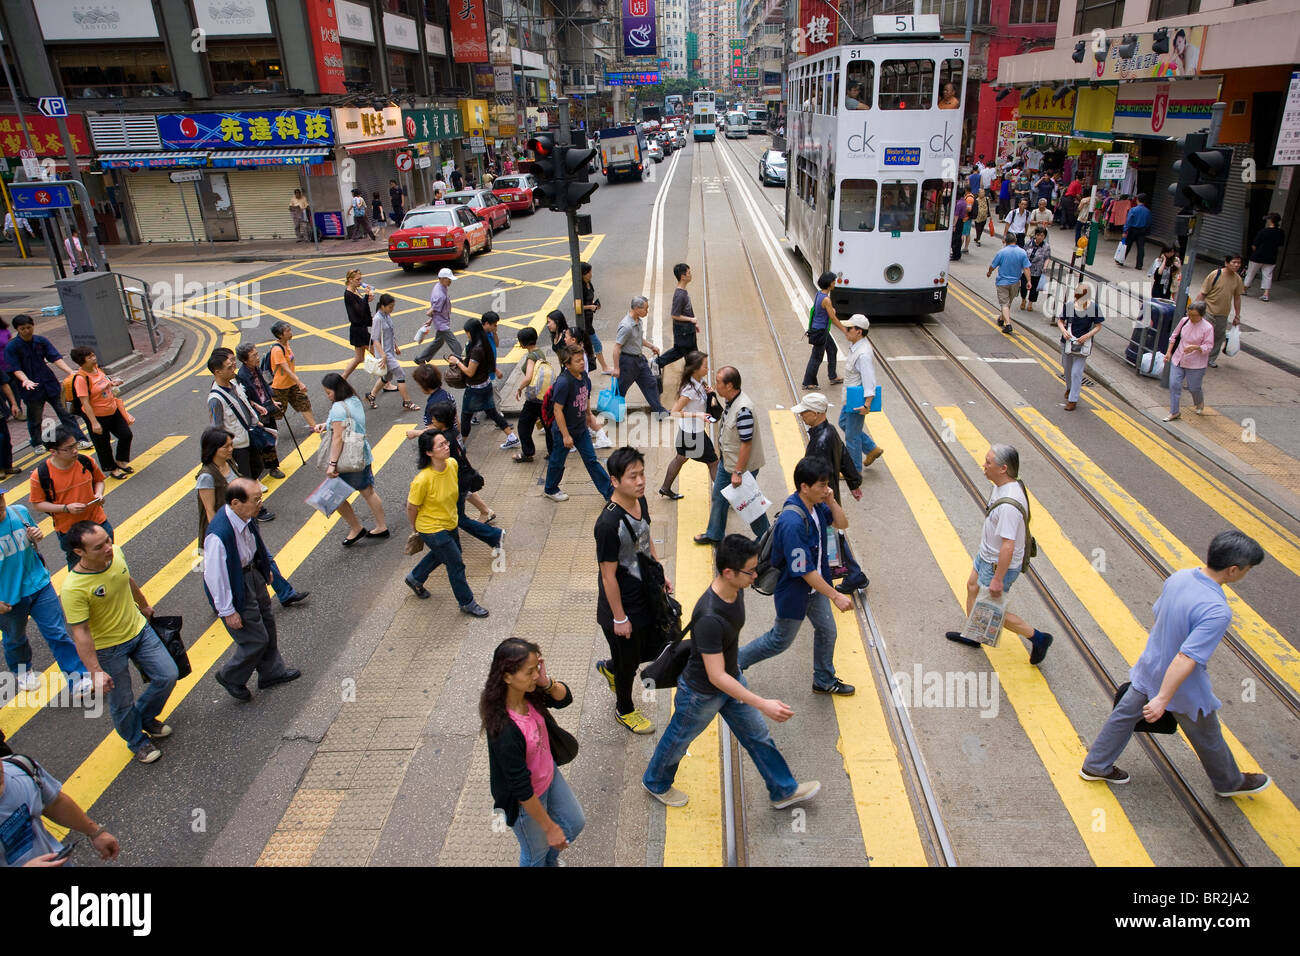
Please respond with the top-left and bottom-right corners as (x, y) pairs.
(548, 718), (579, 766)
(640, 619), (697, 690)
(1113, 681), (1177, 735)
(137, 615), (191, 683)
(616, 510), (680, 661)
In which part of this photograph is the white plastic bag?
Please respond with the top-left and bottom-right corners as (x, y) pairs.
(363, 351), (385, 377)
(1139, 350), (1165, 378)
(305, 476), (353, 516)
(1113, 241), (1127, 264)
(720, 471), (771, 524)
(1223, 324), (1241, 358)
(960, 587), (1006, 647)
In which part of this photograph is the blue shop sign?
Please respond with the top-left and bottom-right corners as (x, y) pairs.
(158, 111), (334, 150)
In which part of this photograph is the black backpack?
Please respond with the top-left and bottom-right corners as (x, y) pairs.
(753, 505), (808, 595)
(259, 342), (285, 378)
(36, 455), (96, 504)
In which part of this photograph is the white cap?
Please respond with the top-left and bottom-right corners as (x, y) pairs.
(842, 314), (870, 331)
(437, 268), (457, 281)
(791, 393), (828, 415)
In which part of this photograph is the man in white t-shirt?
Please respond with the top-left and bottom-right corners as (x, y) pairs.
(945, 443), (1053, 665)
(979, 163), (996, 192)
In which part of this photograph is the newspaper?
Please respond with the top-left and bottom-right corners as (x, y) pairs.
(960, 587), (1006, 647)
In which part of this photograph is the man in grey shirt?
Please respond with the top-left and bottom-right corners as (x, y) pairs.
(656, 262), (699, 371)
(415, 268), (464, 364)
(613, 296), (668, 415)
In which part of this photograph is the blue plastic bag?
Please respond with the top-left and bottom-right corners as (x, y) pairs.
(596, 387), (626, 423)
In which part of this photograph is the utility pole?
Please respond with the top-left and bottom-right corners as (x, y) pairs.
(559, 98), (584, 321)
(0, 41), (34, 260)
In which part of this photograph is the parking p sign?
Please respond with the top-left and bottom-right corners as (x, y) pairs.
(37, 96), (67, 119)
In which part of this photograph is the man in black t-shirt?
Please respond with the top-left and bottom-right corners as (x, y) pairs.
(642, 535), (821, 811)
(595, 447), (667, 735)
(656, 262), (700, 371)
(544, 347), (614, 502)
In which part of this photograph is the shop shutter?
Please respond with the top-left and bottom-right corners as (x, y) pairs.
(351, 152), (396, 224)
(125, 172), (206, 243)
(227, 168), (302, 240)
(1149, 140), (1178, 245)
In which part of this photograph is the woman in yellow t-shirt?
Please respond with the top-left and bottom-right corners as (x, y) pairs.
(404, 431), (489, 616)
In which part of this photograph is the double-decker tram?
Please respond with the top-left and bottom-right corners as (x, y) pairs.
(692, 89), (717, 141)
(785, 18), (967, 317)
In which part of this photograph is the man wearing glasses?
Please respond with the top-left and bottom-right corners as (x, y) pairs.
(642, 534), (821, 811)
(203, 478), (299, 702)
(29, 427), (112, 569)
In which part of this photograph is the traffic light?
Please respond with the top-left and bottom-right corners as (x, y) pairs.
(527, 133), (561, 211)
(562, 144), (599, 209)
(1170, 133), (1232, 215)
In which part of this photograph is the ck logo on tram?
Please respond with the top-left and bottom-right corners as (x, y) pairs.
(847, 123), (876, 155)
(928, 121), (955, 154)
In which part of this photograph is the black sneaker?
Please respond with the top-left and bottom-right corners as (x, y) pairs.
(835, 574), (869, 594)
(945, 631), (983, 648)
(268, 468), (286, 479)
(404, 575), (430, 599)
(1079, 766), (1129, 784)
(1029, 632), (1054, 665)
(813, 679), (855, 696)
(1215, 773), (1271, 797)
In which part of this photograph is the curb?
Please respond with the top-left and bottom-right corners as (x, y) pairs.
(0, 245), (388, 269)
(11, 323), (188, 458)
(948, 278), (1300, 523)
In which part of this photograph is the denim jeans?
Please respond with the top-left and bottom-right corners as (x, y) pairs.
(268, 555), (296, 604)
(409, 529), (475, 607)
(1061, 345), (1088, 403)
(94, 622), (178, 752)
(738, 591), (840, 689)
(511, 768), (586, 867)
(461, 385), (508, 438)
(24, 390), (86, 449)
(55, 518), (115, 570)
(643, 675), (799, 802)
(837, 405), (877, 469)
(704, 467), (771, 542)
(457, 493), (503, 549)
(0, 582), (85, 677)
(544, 424), (613, 499)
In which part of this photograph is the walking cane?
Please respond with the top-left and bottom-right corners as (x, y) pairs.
(279, 404), (307, 465)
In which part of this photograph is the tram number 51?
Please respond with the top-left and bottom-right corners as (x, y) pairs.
(891, 16), (916, 30)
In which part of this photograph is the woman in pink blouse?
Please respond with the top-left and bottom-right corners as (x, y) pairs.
(1163, 300), (1215, 421)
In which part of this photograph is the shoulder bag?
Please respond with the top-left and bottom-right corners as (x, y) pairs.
(615, 508), (680, 661)
(316, 411), (367, 472)
(986, 480), (1038, 573)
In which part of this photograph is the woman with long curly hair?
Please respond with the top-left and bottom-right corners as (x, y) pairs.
(481, 637), (584, 866)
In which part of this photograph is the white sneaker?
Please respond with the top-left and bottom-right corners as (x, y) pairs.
(77, 440), (94, 450)
(591, 429), (613, 449)
(544, 490), (569, 502)
(71, 675), (94, 699)
(771, 780), (821, 810)
(17, 670), (41, 692)
(500, 433), (520, 449)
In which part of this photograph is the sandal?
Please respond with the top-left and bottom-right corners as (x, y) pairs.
(828, 377), (844, 385)
(366, 395), (378, 409)
(402, 401), (420, 411)
(108, 470), (128, 480)
(118, 465), (135, 474)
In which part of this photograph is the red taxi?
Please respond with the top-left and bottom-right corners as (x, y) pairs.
(490, 174), (541, 213)
(387, 204), (491, 272)
(444, 189), (511, 231)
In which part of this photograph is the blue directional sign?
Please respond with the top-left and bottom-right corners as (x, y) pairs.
(11, 183), (73, 219)
(37, 97), (68, 119)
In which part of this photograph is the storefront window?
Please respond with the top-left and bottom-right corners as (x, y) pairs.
(207, 40), (284, 95)
(919, 179), (953, 231)
(1073, 0), (1125, 34)
(878, 60), (934, 111)
(388, 51), (416, 92)
(52, 44), (173, 98)
(879, 181), (916, 232)
(342, 43), (377, 89)
(1009, 0), (1060, 22)
(839, 179), (877, 232)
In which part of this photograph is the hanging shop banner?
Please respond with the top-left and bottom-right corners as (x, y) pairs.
(158, 111), (333, 149)
(995, 121), (1018, 164)
(1274, 72), (1300, 166)
(1016, 86), (1076, 136)
(1058, 25), (1210, 82)
(604, 72), (661, 86)
(1073, 86), (1117, 141)
(794, 0), (839, 59)
(1112, 78), (1220, 139)
(622, 0), (658, 58)
(460, 99), (490, 133)
(304, 0), (347, 95)
(34, 0), (159, 40)
(402, 108), (465, 144)
(451, 0), (489, 63)
(335, 0), (375, 43)
(194, 0), (273, 36)
(333, 106), (403, 146)
(473, 64), (496, 93)
(0, 115), (90, 156)
(384, 13), (419, 51)
(425, 23), (447, 57)
(494, 59), (514, 93)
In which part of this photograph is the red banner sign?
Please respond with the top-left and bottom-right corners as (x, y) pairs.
(795, 0), (839, 58)
(451, 0), (489, 64)
(0, 115), (90, 156)
(305, 0), (346, 95)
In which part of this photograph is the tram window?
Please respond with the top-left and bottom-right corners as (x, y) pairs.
(829, 58), (840, 116)
(839, 179), (877, 232)
(878, 59), (934, 110)
(938, 59), (963, 110)
(845, 61), (873, 110)
(919, 179), (954, 231)
(878, 181), (916, 232)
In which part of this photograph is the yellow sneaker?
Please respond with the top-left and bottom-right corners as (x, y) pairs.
(596, 659), (616, 696)
(615, 708), (655, 735)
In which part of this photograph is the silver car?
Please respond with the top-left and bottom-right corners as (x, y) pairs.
(759, 149), (787, 187)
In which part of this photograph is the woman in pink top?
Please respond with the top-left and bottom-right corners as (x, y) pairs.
(482, 638), (585, 866)
(1163, 300), (1215, 421)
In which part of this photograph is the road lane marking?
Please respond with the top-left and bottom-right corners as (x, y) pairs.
(46, 427), (406, 838)
(940, 405), (1300, 866)
(2, 435), (185, 514)
(1019, 406), (1300, 700)
(768, 410), (929, 865)
(869, 408), (1153, 865)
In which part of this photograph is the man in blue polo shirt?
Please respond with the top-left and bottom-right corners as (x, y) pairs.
(987, 233), (1031, 335)
(1080, 530), (1271, 797)
(737, 456), (855, 696)
(3, 314), (89, 451)
(1119, 193), (1152, 270)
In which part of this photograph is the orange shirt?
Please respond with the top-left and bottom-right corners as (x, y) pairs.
(72, 367), (117, 416)
(30, 455), (108, 533)
(269, 342), (296, 390)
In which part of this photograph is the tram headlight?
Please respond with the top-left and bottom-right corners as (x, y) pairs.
(885, 264), (904, 284)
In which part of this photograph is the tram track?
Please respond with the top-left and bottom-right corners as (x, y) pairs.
(693, 138), (956, 866)
(867, 328), (1250, 867)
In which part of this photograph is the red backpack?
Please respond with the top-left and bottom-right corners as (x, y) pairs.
(539, 383), (557, 427)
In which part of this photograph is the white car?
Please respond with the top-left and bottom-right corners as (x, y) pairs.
(647, 140), (664, 163)
(759, 149), (786, 187)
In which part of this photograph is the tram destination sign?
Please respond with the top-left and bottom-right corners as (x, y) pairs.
(882, 146), (922, 167)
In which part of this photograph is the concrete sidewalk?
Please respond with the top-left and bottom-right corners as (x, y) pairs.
(950, 223), (1300, 374)
(944, 229), (1300, 522)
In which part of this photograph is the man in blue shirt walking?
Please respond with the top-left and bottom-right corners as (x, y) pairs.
(987, 233), (1031, 335)
(1119, 193), (1151, 270)
(737, 456), (855, 696)
(3, 315), (89, 451)
(1080, 530), (1271, 797)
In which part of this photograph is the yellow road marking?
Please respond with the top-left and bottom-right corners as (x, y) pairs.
(48, 427), (403, 837)
(939, 406), (1300, 865)
(662, 462), (724, 866)
(1018, 406), (1300, 699)
(0, 433), (323, 741)
(768, 411), (929, 865)
(3, 435), (185, 518)
(946, 282), (1300, 553)
(871, 409), (1153, 865)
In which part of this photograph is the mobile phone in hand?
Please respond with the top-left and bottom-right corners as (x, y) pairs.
(53, 840), (79, 862)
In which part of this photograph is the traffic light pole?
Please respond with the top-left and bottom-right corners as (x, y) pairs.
(1170, 102), (1226, 321)
(559, 98), (585, 323)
